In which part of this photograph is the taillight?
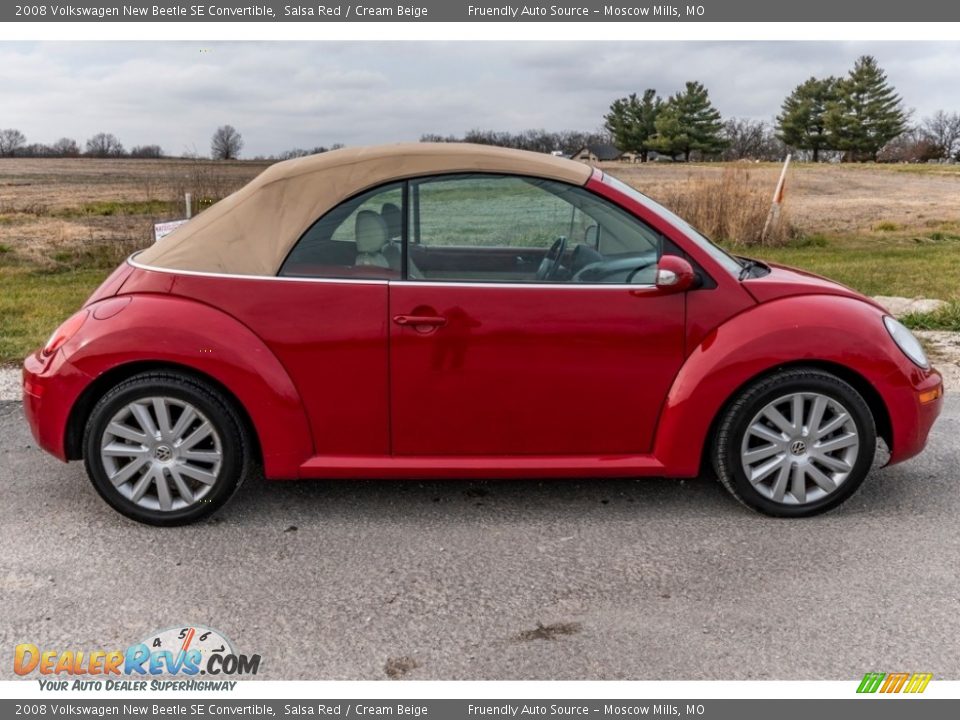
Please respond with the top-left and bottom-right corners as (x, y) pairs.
(41, 310), (88, 358)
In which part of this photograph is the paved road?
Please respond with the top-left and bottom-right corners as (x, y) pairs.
(1, 398), (958, 681)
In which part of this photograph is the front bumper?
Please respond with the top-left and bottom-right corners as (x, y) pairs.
(22, 350), (92, 462)
(885, 366), (943, 466)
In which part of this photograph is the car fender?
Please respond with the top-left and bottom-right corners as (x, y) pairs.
(61, 294), (313, 478)
(653, 294), (926, 475)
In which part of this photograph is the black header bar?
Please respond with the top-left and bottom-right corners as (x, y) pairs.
(4, 1), (956, 23)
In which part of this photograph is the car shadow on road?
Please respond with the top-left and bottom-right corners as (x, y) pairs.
(208, 456), (948, 528)
(217, 471), (751, 527)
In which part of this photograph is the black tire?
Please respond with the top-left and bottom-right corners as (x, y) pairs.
(83, 371), (253, 526)
(712, 367), (876, 518)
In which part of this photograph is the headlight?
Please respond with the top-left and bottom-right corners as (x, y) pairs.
(883, 316), (929, 369)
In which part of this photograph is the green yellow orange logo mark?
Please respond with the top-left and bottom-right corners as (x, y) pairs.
(857, 672), (932, 694)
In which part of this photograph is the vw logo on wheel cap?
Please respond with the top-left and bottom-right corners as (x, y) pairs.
(790, 440), (807, 455)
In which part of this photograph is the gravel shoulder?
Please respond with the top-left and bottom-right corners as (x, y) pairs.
(916, 330), (960, 390)
(1, 366), (19, 401)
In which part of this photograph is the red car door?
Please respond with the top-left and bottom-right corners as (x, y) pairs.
(390, 283), (685, 456)
(389, 174), (687, 457)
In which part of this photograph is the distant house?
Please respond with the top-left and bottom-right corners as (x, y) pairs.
(569, 144), (653, 163)
(570, 144), (624, 163)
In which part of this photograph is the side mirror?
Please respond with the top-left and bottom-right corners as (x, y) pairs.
(655, 255), (696, 293)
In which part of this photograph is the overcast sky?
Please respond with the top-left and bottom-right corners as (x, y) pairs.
(2, 41), (958, 157)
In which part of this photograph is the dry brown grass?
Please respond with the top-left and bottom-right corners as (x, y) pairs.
(0, 157), (266, 210)
(4, 157), (960, 260)
(656, 167), (794, 246)
(602, 160), (960, 238)
(0, 157), (268, 264)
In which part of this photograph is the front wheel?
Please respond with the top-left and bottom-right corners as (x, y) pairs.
(712, 368), (876, 517)
(83, 371), (253, 526)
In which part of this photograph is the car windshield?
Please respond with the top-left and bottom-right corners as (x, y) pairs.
(600, 173), (745, 276)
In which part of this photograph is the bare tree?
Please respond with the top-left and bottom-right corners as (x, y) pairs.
(50, 137), (81, 157)
(130, 144), (164, 159)
(21, 143), (53, 157)
(921, 110), (960, 160)
(878, 126), (941, 163)
(420, 133), (459, 143)
(85, 133), (125, 158)
(0, 128), (27, 156)
(276, 146), (339, 160)
(722, 118), (766, 160)
(721, 118), (786, 161)
(211, 125), (243, 160)
(420, 128), (611, 156)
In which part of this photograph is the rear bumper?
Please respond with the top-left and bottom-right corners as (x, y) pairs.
(886, 367), (943, 466)
(22, 350), (92, 462)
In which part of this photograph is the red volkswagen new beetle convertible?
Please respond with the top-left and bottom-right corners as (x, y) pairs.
(23, 144), (943, 524)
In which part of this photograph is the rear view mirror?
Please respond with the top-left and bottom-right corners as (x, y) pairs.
(655, 255), (696, 293)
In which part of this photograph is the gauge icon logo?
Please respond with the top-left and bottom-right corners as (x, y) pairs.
(140, 625), (235, 675)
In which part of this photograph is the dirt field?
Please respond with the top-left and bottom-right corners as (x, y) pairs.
(0, 158), (268, 265)
(3, 158), (960, 263)
(0, 157), (266, 209)
(604, 161), (960, 236)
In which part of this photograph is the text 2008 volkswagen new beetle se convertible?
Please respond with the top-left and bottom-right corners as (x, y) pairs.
(23, 144), (943, 525)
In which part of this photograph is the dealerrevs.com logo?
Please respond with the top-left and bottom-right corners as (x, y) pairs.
(14, 626), (261, 690)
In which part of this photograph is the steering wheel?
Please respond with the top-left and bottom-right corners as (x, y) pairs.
(625, 260), (658, 284)
(536, 236), (567, 281)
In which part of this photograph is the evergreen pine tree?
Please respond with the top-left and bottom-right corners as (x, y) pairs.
(652, 81), (726, 161)
(604, 89), (662, 161)
(826, 56), (908, 161)
(776, 76), (839, 161)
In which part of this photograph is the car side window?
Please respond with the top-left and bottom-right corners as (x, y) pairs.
(280, 183), (403, 279)
(406, 174), (663, 284)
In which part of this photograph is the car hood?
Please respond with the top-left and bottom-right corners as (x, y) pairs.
(741, 261), (886, 311)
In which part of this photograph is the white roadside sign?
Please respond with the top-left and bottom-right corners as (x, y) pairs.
(154, 219), (189, 242)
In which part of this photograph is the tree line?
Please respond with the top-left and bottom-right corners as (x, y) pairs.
(430, 55), (958, 164)
(604, 55), (958, 163)
(4, 55), (957, 164)
(0, 123), (356, 162)
(420, 129), (613, 157)
(0, 125), (249, 160)
(0, 130), (171, 159)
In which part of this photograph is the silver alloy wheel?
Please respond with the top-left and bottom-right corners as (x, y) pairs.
(739, 392), (859, 505)
(100, 397), (223, 512)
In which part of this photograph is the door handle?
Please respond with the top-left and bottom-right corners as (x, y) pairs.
(392, 314), (447, 328)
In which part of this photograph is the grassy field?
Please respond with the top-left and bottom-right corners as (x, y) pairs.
(2, 157), (960, 365)
(746, 231), (960, 299)
(0, 268), (107, 362)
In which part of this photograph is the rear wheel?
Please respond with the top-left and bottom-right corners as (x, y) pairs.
(712, 368), (876, 517)
(83, 371), (253, 526)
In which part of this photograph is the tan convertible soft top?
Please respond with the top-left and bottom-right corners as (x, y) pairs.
(136, 143), (594, 276)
